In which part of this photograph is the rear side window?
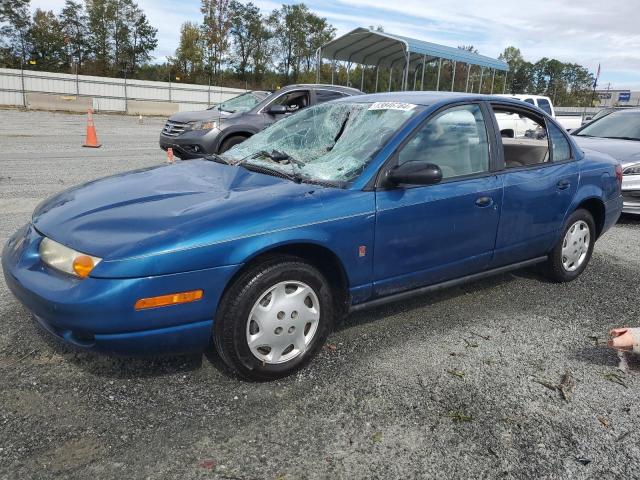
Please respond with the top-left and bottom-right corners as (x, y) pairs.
(548, 122), (571, 162)
(524, 98), (535, 105)
(538, 98), (553, 115)
(315, 90), (348, 104)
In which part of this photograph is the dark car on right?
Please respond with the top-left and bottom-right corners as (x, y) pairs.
(572, 108), (640, 214)
(160, 84), (362, 159)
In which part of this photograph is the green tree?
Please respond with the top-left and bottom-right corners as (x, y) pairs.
(86, 0), (116, 74)
(201, 0), (232, 79)
(29, 9), (67, 70)
(171, 21), (204, 82)
(0, 0), (32, 68)
(59, 0), (90, 71)
(270, 3), (334, 81)
(228, 0), (262, 80)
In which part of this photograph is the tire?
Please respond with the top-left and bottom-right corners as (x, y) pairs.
(542, 208), (595, 282)
(213, 255), (335, 381)
(219, 135), (248, 153)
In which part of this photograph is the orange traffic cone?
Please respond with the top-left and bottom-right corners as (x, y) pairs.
(167, 147), (174, 163)
(83, 109), (101, 148)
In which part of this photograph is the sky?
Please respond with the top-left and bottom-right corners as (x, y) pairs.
(32, 0), (640, 90)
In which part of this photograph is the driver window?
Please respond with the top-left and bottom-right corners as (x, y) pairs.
(271, 90), (310, 112)
(398, 104), (490, 179)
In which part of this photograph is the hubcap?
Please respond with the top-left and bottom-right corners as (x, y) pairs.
(561, 220), (590, 272)
(246, 281), (320, 364)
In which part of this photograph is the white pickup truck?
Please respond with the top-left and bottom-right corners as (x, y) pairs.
(495, 94), (583, 134)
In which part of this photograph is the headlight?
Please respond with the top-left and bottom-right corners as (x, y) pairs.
(39, 237), (102, 279)
(187, 120), (216, 131)
(623, 163), (640, 175)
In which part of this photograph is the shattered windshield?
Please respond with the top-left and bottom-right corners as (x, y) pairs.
(217, 92), (262, 113)
(223, 101), (423, 183)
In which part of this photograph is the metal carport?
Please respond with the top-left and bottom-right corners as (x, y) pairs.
(316, 27), (509, 93)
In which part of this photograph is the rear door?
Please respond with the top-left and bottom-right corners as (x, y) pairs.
(489, 102), (578, 267)
(373, 102), (503, 295)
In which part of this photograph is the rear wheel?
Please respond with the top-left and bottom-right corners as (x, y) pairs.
(219, 135), (248, 153)
(213, 256), (335, 380)
(542, 209), (595, 282)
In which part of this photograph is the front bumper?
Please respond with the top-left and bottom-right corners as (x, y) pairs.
(159, 128), (221, 157)
(2, 224), (239, 355)
(622, 175), (640, 215)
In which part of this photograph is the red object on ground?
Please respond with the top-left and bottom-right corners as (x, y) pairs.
(82, 109), (101, 148)
(608, 328), (640, 353)
(167, 147), (174, 163)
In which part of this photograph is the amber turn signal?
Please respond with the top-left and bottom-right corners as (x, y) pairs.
(134, 290), (203, 310)
(72, 255), (95, 278)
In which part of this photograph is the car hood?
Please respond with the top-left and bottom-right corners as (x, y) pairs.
(572, 136), (640, 167)
(32, 161), (325, 263)
(167, 108), (235, 123)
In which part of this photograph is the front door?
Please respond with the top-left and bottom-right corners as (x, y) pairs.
(374, 103), (502, 296)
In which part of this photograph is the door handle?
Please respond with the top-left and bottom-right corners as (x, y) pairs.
(475, 196), (493, 207)
(557, 180), (570, 190)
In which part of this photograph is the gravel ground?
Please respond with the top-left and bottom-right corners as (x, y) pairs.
(1, 109), (639, 480)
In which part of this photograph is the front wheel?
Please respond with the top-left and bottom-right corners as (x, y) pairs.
(542, 209), (595, 282)
(213, 256), (335, 380)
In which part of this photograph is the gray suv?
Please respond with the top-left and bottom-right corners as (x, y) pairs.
(160, 84), (362, 159)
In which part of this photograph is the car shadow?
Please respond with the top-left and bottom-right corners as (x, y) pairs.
(30, 319), (207, 379)
(33, 267), (547, 380)
(338, 267), (545, 332)
(618, 213), (640, 226)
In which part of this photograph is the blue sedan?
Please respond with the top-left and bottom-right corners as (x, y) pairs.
(2, 92), (623, 380)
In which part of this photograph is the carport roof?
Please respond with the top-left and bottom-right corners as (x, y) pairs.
(320, 27), (509, 71)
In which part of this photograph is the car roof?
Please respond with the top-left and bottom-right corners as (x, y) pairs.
(496, 94), (551, 100)
(278, 84), (363, 94)
(332, 91), (525, 107)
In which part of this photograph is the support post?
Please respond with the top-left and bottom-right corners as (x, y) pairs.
(20, 57), (26, 107)
(403, 52), (410, 90)
(451, 60), (457, 92)
(465, 64), (471, 92)
(490, 69), (495, 94)
(346, 62), (350, 86)
(420, 54), (426, 90)
(502, 71), (508, 93)
(124, 69), (128, 113)
(388, 67), (393, 92)
(436, 58), (442, 91)
(375, 65), (379, 92)
(361, 65), (365, 91)
(478, 67), (484, 93)
(331, 59), (335, 84)
(316, 48), (321, 83)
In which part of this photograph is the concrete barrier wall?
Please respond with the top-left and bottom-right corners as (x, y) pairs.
(126, 100), (179, 116)
(26, 92), (93, 112)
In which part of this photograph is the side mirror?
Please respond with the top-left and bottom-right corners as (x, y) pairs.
(387, 161), (443, 186)
(267, 104), (288, 115)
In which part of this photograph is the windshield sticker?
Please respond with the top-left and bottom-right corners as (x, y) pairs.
(368, 102), (417, 111)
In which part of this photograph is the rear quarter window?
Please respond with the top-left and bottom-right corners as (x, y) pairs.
(315, 90), (348, 104)
(538, 99), (553, 115)
(548, 122), (571, 162)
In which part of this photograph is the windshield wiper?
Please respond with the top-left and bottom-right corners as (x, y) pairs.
(603, 136), (640, 141)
